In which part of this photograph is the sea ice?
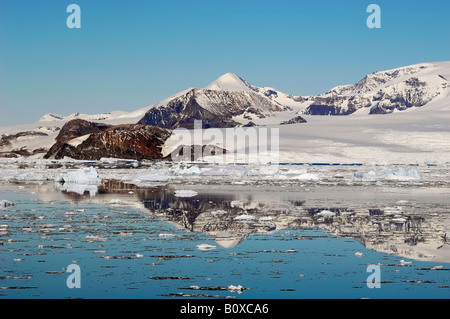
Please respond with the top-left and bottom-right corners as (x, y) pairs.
(228, 285), (244, 293)
(354, 166), (423, 181)
(316, 210), (336, 218)
(123, 171), (170, 183)
(85, 235), (108, 242)
(201, 166), (247, 176)
(196, 244), (217, 251)
(0, 200), (14, 210)
(290, 173), (319, 181)
(158, 233), (178, 238)
(174, 190), (198, 197)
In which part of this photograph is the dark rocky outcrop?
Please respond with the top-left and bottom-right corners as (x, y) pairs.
(54, 119), (111, 144)
(45, 119), (112, 159)
(44, 120), (171, 161)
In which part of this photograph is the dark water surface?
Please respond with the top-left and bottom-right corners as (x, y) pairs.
(0, 182), (449, 299)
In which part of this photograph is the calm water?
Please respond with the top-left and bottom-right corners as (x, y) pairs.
(0, 182), (449, 299)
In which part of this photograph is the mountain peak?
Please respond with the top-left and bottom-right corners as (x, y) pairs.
(204, 72), (253, 92)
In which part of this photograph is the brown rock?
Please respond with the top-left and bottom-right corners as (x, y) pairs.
(45, 120), (171, 161)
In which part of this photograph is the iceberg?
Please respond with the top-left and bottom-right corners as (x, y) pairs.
(56, 167), (101, 185)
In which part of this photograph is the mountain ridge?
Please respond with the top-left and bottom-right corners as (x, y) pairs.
(35, 61), (450, 125)
(1, 61), (449, 160)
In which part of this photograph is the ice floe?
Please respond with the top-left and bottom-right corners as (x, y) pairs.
(174, 190), (198, 198)
(316, 210), (336, 218)
(196, 244), (218, 251)
(354, 166), (423, 181)
(234, 214), (256, 221)
(85, 235), (108, 242)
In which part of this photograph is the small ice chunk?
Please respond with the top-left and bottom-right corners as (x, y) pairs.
(196, 244), (217, 251)
(85, 235), (107, 242)
(174, 190), (198, 198)
(431, 265), (444, 270)
(228, 285), (244, 293)
(290, 173), (319, 181)
(316, 210), (336, 218)
(391, 218), (407, 223)
(354, 252), (365, 257)
(354, 166), (423, 181)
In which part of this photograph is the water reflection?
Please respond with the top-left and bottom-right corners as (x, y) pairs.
(50, 181), (450, 263)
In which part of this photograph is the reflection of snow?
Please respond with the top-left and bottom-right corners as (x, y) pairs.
(54, 182), (98, 197)
(54, 167), (101, 196)
(56, 167), (101, 184)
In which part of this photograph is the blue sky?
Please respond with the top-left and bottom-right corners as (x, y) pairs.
(1, 0), (449, 126)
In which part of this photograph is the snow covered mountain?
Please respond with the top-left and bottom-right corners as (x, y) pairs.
(303, 62), (450, 115)
(34, 62), (450, 125)
(137, 88), (284, 129)
(1, 61), (450, 161)
(137, 73), (296, 129)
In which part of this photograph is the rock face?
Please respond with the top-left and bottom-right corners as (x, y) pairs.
(45, 119), (111, 159)
(138, 88), (284, 129)
(45, 120), (171, 161)
(54, 119), (111, 144)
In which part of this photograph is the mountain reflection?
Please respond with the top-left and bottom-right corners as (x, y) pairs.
(55, 181), (449, 262)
